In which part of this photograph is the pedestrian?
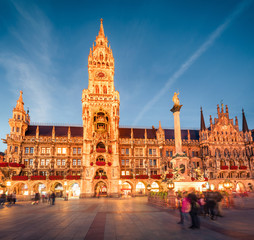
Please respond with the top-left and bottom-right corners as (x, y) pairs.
(176, 193), (182, 223)
(47, 192), (51, 204)
(51, 192), (56, 205)
(215, 191), (223, 217)
(0, 193), (6, 206)
(34, 192), (40, 205)
(188, 192), (200, 229)
(206, 191), (217, 220)
(198, 194), (206, 216)
(178, 192), (191, 225)
(7, 193), (12, 205)
(12, 192), (16, 204)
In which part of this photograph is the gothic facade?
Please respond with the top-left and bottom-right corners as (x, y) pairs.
(1, 20), (254, 198)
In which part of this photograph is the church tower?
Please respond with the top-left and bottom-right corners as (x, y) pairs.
(6, 91), (30, 163)
(81, 19), (120, 197)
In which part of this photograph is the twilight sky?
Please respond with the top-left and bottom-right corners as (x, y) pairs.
(0, 0), (254, 151)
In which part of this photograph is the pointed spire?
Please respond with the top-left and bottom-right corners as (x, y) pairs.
(242, 109), (249, 133)
(235, 116), (238, 127)
(187, 129), (190, 141)
(15, 90), (25, 111)
(99, 18), (105, 37)
(158, 121), (162, 130)
(200, 107), (206, 131)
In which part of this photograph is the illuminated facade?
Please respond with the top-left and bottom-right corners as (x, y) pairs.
(1, 20), (254, 198)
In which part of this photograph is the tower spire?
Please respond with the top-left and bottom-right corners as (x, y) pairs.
(99, 18), (105, 37)
(15, 90), (25, 112)
(242, 108), (249, 133)
(200, 107), (206, 131)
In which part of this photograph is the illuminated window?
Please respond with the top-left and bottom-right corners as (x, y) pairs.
(46, 148), (50, 154)
(73, 148), (77, 154)
(24, 159), (28, 166)
(62, 148), (66, 154)
(46, 159), (50, 166)
(62, 159), (65, 166)
(77, 159), (81, 166)
(41, 148), (45, 154)
(41, 159), (45, 165)
(29, 159), (33, 165)
(57, 148), (61, 154)
(30, 147), (34, 154)
(73, 159), (76, 165)
(57, 159), (61, 166)
(78, 148), (81, 154)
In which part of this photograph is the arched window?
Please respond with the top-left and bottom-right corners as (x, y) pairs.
(224, 149), (229, 158)
(230, 160), (235, 167)
(95, 85), (99, 94)
(103, 86), (107, 94)
(215, 149), (220, 158)
(96, 142), (106, 152)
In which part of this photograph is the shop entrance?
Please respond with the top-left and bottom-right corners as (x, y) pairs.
(69, 183), (80, 197)
(121, 182), (132, 197)
(95, 181), (107, 197)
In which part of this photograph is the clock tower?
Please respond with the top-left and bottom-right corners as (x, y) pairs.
(81, 19), (120, 197)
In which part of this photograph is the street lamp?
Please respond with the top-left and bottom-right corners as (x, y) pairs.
(223, 179), (233, 190)
(168, 180), (175, 191)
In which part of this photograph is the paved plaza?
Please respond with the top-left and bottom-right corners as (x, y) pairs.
(0, 197), (254, 240)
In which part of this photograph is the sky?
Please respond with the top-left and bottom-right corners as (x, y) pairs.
(0, 0), (254, 151)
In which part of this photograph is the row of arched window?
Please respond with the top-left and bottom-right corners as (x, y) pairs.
(95, 85), (107, 94)
(215, 148), (247, 158)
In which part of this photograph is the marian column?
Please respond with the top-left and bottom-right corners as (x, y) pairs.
(170, 92), (189, 178)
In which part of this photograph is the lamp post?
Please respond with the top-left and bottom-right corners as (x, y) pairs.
(168, 181), (175, 191)
(223, 179), (233, 208)
(64, 181), (68, 201)
(223, 179), (233, 190)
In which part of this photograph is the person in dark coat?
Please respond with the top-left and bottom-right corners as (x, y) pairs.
(51, 192), (56, 205)
(34, 192), (40, 205)
(188, 193), (200, 229)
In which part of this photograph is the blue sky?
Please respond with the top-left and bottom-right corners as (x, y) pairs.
(0, 0), (254, 151)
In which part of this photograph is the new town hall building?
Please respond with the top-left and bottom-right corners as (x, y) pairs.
(1, 20), (254, 198)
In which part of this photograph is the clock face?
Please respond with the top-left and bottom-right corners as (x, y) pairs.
(96, 71), (107, 79)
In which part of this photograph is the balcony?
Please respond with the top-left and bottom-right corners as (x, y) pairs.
(135, 175), (148, 179)
(220, 166), (228, 170)
(96, 161), (106, 166)
(230, 166), (238, 170)
(12, 176), (28, 181)
(239, 166), (247, 170)
(30, 175), (46, 180)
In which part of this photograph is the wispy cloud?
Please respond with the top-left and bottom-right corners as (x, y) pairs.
(0, 0), (56, 121)
(133, 0), (253, 125)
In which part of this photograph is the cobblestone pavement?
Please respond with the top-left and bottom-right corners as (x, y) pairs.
(0, 197), (254, 240)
